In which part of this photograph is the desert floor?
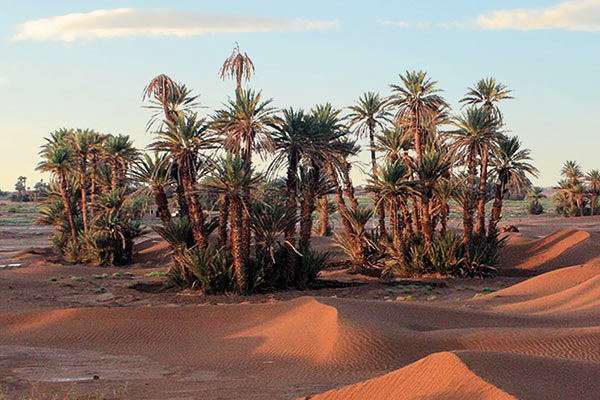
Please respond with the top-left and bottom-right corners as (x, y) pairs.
(1, 203), (600, 399)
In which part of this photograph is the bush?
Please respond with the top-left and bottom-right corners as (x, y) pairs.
(528, 201), (544, 215)
(296, 249), (331, 289)
(175, 245), (235, 293)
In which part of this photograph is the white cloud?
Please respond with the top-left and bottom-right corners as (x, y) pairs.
(376, 19), (408, 28)
(12, 8), (339, 42)
(474, 0), (600, 31)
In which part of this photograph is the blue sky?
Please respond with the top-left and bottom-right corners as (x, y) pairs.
(1, 0), (599, 190)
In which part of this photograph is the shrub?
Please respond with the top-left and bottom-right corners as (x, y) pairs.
(528, 201), (544, 215)
(296, 249), (331, 289)
(176, 245), (235, 293)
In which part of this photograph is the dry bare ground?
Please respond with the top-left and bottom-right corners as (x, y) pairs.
(2, 206), (600, 399)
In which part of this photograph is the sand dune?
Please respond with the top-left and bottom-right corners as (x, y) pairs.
(2, 230), (600, 398)
(1, 293), (600, 398)
(499, 229), (595, 272)
(306, 350), (600, 400)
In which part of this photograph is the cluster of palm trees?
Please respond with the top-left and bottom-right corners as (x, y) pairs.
(38, 43), (539, 291)
(37, 129), (142, 265)
(555, 161), (600, 217)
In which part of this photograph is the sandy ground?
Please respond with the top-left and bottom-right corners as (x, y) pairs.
(1, 212), (600, 399)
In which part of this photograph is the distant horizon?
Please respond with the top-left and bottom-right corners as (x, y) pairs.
(1, 0), (599, 191)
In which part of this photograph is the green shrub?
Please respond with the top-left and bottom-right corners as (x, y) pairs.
(296, 249), (331, 289)
(528, 201), (544, 215)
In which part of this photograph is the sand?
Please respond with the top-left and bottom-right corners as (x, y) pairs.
(1, 215), (600, 398)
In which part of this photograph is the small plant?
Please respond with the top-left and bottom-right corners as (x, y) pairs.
(527, 201), (544, 215)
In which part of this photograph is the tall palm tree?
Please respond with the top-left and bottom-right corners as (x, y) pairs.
(69, 129), (99, 233)
(37, 143), (77, 241)
(270, 108), (318, 270)
(487, 136), (537, 240)
(389, 71), (448, 163)
(448, 107), (500, 256)
(213, 89), (277, 261)
(201, 155), (261, 292)
(586, 170), (600, 216)
(219, 42), (255, 93)
(130, 152), (173, 224)
(461, 77), (513, 120)
(347, 92), (392, 234)
(561, 160), (583, 213)
(151, 112), (214, 248)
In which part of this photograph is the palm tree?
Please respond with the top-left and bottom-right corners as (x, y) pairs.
(201, 155), (261, 292)
(461, 77), (513, 120)
(376, 126), (413, 163)
(487, 136), (537, 240)
(130, 152), (173, 224)
(269, 108), (318, 272)
(213, 89), (277, 261)
(368, 160), (415, 258)
(219, 42), (255, 93)
(448, 107), (500, 256)
(151, 112), (214, 248)
(347, 92), (391, 234)
(37, 143), (77, 241)
(528, 187), (546, 206)
(69, 129), (99, 233)
(103, 135), (138, 190)
(561, 160), (583, 213)
(412, 150), (452, 245)
(586, 170), (600, 216)
(389, 71), (448, 163)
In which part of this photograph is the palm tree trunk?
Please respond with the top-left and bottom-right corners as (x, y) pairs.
(368, 122), (386, 236)
(421, 191), (433, 246)
(153, 185), (171, 224)
(285, 150), (299, 279)
(342, 162), (359, 213)
(475, 150), (489, 238)
(217, 194), (229, 247)
(229, 196), (246, 292)
(326, 160), (358, 250)
(487, 181), (504, 242)
(90, 156), (97, 202)
(399, 199), (413, 237)
(390, 198), (407, 269)
(79, 161), (88, 233)
(299, 168), (318, 253)
(463, 152), (477, 261)
(180, 160), (208, 249)
(111, 159), (119, 191)
(319, 196), (329, 236)
(59, 174), (77, 242)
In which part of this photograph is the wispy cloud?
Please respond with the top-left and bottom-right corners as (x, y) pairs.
(12, 8), (339, 42)
(376, 19), (408, 28)
(0, 77), (6, 86)
(473, 0), (600, 31)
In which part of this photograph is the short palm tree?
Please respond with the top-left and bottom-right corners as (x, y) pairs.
(201, 155), (261, 292)
(586, 170), (600, 216)
(412, 150), (452, 245)
(488, 136), (537, 240)
(368, 160), (415, 267)
(376, 126), (413, 163)
(103, 135), (138, 190)
(130, 152), (173, 224)
(37, 143), (77, 241)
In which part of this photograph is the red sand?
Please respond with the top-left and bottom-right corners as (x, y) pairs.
(2, 223), (600, 398)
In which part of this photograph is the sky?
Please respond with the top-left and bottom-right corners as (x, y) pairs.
(0, 0), (599, 191)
